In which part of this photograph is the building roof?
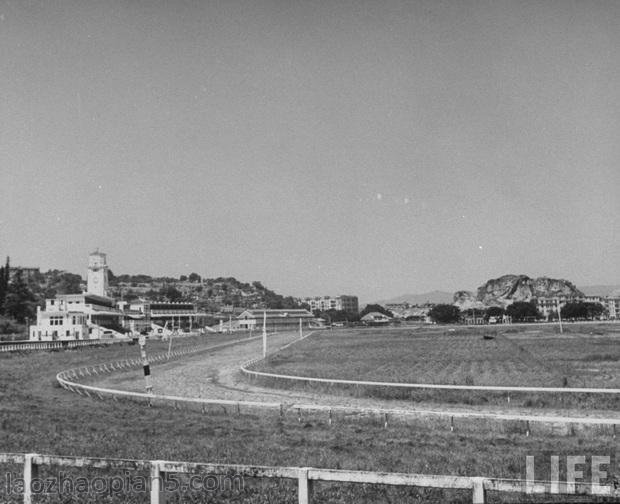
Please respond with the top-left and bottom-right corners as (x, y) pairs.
(238, 309), (314, 319)
(360, 312), (391, 321)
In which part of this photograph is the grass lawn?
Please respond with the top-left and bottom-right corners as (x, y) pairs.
(1, 334), (616, 502)
(252, 324), (620, 408)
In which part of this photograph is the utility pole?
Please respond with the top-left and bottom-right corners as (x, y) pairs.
(299, 318), (303, 339)
(557, 298), (564, 334)
(262, 310), (267, 357)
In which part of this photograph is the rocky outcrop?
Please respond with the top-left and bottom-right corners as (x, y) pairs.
(453, 290), (486, 310)
(454, 275), (583, 308)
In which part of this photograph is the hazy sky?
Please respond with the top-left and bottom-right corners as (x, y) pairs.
(1, 0), (618, 302)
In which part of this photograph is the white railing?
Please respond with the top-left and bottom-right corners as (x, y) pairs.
(0, 338), (124, 353)
(55, 333), (620, 431)
(240, 362), (620, 394)
(0, 452), (609, 504)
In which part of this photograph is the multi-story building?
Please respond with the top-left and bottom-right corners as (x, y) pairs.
(607, 297), (620, 319)
(536, 295), (615, 320)
(303, 295), (359, 314)
(29, 252), (124, 341)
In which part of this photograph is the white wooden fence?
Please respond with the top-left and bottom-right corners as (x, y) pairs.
(0, 452), (608, 503)
(0, 338), (124, 353)
(241, 358), (620, 394)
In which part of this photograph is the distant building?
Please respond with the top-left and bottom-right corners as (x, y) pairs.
(29, 251), (205, 341)
(237, 309), (315, 332)
(360, 312), (391, 325)
(127, 300), (204, 334)
(9, 267), (40, 282)
(303, 295), (359, 314)
(606, 297), (620, 320)
(536, 295), (611, 320)
(30, 293), (123, 341)
(29, 251), (124, 341)
(87, 250), (109, 297)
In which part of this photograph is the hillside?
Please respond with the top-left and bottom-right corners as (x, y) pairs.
(10, 267), (303, 315)
(108, 274), (302, 311)
(454, 274), (583, 309)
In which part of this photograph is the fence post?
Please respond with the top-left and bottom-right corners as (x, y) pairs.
(150, 460), (165, 504)
(298, 467), (313, 504)
(23, 453), (39, 504)
(472, 477), (486, 504)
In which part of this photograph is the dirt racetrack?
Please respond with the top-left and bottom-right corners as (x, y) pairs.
(92, 330), (620, 428)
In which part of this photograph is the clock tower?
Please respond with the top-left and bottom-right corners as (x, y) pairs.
(87, 250), (109, 297)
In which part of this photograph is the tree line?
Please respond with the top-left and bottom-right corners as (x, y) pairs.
(428, 300), (607, 323)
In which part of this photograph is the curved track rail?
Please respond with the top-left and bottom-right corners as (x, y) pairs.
(55, 330), (620, 433)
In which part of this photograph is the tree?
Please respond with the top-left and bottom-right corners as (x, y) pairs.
(188, 272), (201, 283)
(505, 301), (541, 321)
(428, 304), (461, 323)
(485, 306), (505, 320)
(179, 275), (188, 282)
(159, 286), (183, 302)
(359, 304), (394, 319)
(4, 269), (37, 323)
(0, 256), (8, 315)
(43, 271), (82, 298)
(561, 302), (605, 320)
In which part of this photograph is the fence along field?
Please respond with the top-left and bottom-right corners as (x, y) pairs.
(3, 329), (620, 502)
(249, 324), (620, 409)
(3, 452), (614, 504)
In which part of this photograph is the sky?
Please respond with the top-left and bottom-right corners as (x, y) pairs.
(1, 0), (618, 303)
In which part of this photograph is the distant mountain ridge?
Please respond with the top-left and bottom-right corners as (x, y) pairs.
(377, 290), (454, 306)
(454, 274), (583, 309)
(578, 285), (620, 297)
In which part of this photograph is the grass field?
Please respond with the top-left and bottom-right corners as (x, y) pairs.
(1, 333), (616, 503)
(252, 324), (620, 408)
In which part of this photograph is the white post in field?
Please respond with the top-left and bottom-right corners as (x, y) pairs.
(557, 298), (564, 334)
(299, 318), (303, 339)
(262, 310), (267, 357)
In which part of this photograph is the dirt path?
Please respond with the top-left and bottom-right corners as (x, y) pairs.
(92, 331), (620, 424)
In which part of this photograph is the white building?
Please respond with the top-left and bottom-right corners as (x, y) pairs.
(607, 297), (620, 319)
(29, 251), (125, 341)
(303, 295), (359, 313)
